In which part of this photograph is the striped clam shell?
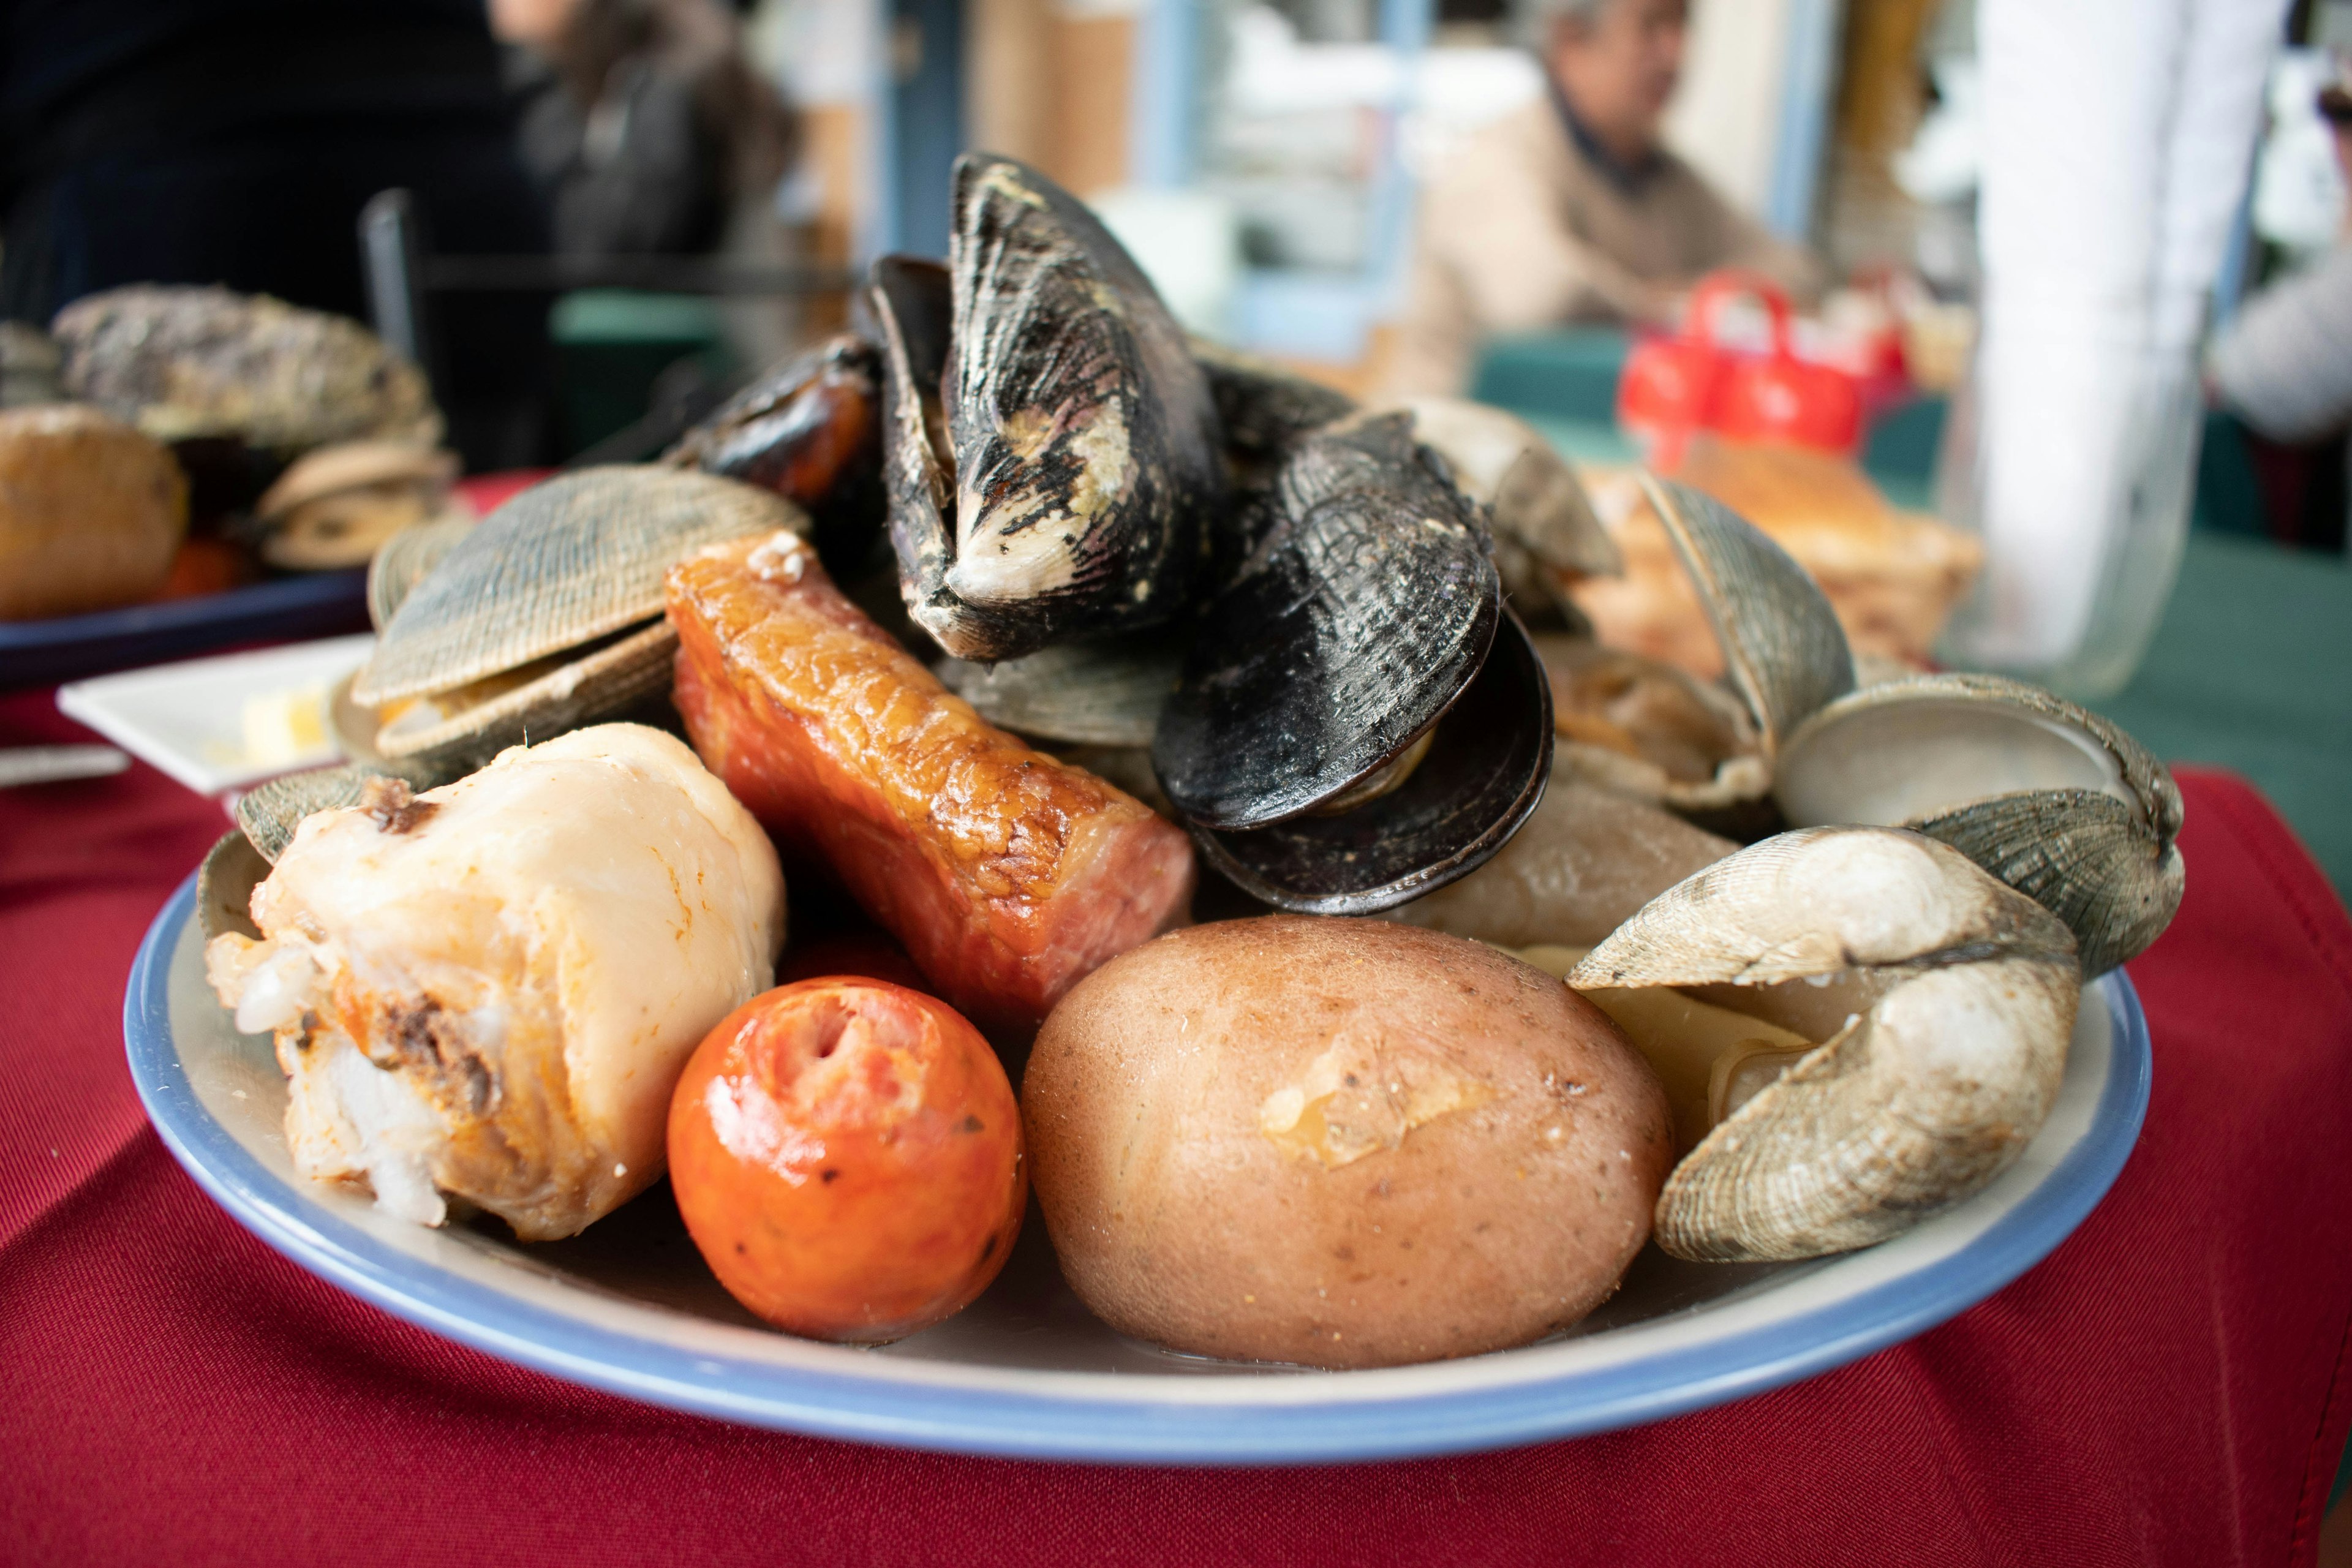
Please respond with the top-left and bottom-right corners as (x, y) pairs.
(1773, 672), (2184, 976)
(352, 467), (799, 706)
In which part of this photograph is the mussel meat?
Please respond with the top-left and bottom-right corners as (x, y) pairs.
(869, 154), (1224, 661)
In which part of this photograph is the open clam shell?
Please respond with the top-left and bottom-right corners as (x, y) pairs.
(1773, 673), (2184, 976)
(1569, 826), (2081, 1262)
(1639, 475), (1854, 758)
(1154, 410), (1501, 830)
(1189, 610), (1554, 914)
(366, 513), (474, 631)
(1534, 633), (1770, 815)
(873, 154), (1224, 661)
(353, 467), (793, 707)
(663, 333), (886, 574)
(1389, 398), (1619, 579)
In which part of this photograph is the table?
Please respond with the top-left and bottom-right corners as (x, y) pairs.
(6, 679), (2352, 1564)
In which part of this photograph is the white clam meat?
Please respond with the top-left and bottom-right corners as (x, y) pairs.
(1568, 826), (2080, 1262)
(203, 723), (785, 1239)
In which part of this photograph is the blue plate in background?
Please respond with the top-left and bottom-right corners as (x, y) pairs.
(2, 570), (369, 689)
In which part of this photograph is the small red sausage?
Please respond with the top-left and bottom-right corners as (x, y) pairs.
(668, 978), (1025, 1342)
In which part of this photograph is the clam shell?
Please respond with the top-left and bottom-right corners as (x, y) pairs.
(51, 285), (441, 450)
(198, 831), (270, 941)
(1640, 475), (1853, 754)
(936, 636), (1181, 748)
(1189, 609), (1553, 914)
(254, 441), (456, 522)
(372, 619), (679, 767)
(233, 757), (466, 864)
(876, 155), (1224, 661)
(366, 513), (475, 631)
(1773, 673), (2184, 976)
(1153, 410), (1500, 830)
(1569, 826), (2080, 1262)
(352, 467), (794, 706)
(1390, 398), (1619, 578)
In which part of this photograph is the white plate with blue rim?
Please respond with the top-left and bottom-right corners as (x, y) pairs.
(126, 868), (2149, 1466)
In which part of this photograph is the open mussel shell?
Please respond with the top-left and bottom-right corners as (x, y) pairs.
(663, 333), (886, 574)
(1774, 672), (2184, 976)
(1191, 611), (1554, 914)
(873, 154), (1224, 662)
(353, 467), (794, 707)
(1154, 410), (1501, 829)
(1641, 475), (1853, 755)
(937, 635), (1182, 748)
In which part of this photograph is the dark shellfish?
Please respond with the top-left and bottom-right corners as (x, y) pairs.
(663, 333), (886, 575)
(1156, 410), (1500, 829)
(870, 154), (1224, 662)
(1188, 612), (1555, 915)
(1152, 410), (1551, 912)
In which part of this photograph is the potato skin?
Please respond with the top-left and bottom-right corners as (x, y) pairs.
(1024, 917), (1672, 1369)
(669, 978), (1026, 1342)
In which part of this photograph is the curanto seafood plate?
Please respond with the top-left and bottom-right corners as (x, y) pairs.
(133, 153), (2175, 1458)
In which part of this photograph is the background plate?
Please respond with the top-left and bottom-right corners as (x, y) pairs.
(127, 875), (2149, 1465)
(1, 570), (369, 690)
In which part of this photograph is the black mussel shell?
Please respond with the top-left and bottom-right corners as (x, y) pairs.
(875, 153), (1225, 662)
(1189, 336), (1359, 583)
(1189, 611), (1555, 914)
(664, 333), (886, 576)
(1153, 410), (1499, 830)
(872, 254), (1035, 660)
(1190, 336), (1356, 467)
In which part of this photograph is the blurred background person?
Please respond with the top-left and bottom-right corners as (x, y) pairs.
(1389, 0), (1822, 395)
(2206, 67), (2352, 551)
(494, 0), (797, 259)
(492, 0), (802, 367)
(0, 0), (555, 470)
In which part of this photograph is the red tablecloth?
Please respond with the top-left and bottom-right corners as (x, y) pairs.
(6, 685), (2351, 1568)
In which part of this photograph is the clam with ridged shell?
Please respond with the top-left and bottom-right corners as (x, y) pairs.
(1568, 826), (2081, 1262)
(1772, 673), (2184, 976)
(349, 467), (797, 767)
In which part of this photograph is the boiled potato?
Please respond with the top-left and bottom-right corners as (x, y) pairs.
(1024, 916), (1672, 1369)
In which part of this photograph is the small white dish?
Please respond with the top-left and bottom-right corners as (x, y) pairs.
(58, 634), (375, 794)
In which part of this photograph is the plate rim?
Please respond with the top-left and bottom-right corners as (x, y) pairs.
(126, 873), (2152, 1465)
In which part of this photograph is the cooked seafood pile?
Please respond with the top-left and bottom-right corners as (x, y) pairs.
(203, 151), (2186, 1374)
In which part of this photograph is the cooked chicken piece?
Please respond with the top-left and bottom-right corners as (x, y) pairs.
(205, 724), (784, 1239)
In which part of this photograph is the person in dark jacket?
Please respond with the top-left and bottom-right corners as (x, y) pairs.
(0, 0), (556, 468)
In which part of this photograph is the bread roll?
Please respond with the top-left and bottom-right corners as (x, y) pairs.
(0, 404), (188, 620)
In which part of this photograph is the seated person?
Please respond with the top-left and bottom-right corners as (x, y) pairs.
(2207, 75), (2352, 552)
(1390, 0), (1821, 395)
